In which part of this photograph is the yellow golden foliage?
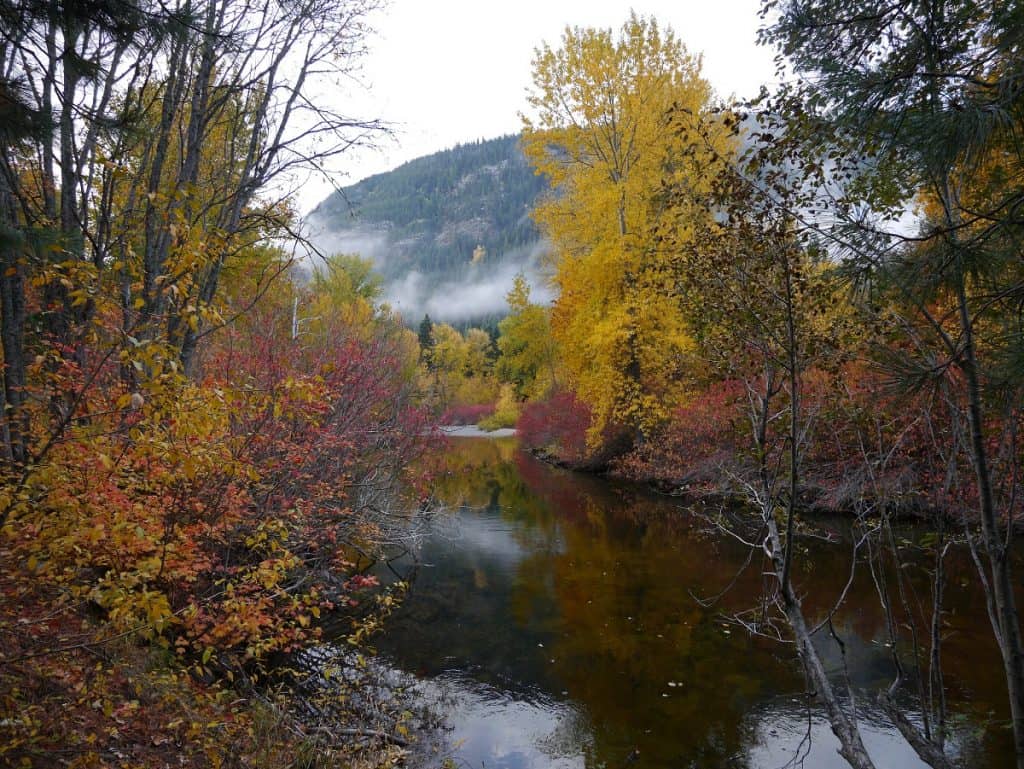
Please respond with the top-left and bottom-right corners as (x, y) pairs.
(521, 12), (724, 442)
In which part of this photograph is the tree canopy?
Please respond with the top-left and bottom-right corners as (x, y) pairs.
(522, 12), (725, 440)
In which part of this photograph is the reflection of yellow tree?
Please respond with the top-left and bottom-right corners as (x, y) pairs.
(421, 440), (1007, 766)
(427, 437), (522, 510)
(505, 453), (952, 766)
(505, 493), (768, 764)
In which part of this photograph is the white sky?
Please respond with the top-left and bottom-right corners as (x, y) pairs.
(298, 0), (777, 213)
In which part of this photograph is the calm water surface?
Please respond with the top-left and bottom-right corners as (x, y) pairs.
(366, 436), (1013, 769)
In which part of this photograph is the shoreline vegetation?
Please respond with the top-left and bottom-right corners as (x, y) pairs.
(446, 426), (956, 528)
(527, 441), (979, 528)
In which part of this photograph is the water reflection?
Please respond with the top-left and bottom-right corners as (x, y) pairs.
(370, 437), (1008, 769)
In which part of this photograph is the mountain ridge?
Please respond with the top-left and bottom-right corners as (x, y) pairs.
(307, 135), (551, 324)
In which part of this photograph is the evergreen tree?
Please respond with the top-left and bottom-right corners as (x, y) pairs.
(763, 1), (1024, 765)
(418, 314), (434, 360)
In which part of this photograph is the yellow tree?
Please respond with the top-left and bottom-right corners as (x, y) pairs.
(424, 323), (465, 408)
(496, 274), (559, 400)
(522, 12), (720, 441)
(305, 253), (384, 337)
(457, 328), (500, 405)
(462, 328), (494, 380)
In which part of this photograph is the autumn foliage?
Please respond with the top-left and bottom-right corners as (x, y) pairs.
(0, 267), (433, 766)
(515, 390), (590, 464)
(611, 380), (745, 491)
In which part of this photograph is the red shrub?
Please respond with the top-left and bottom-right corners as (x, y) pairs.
(612, 380), (745, 488)
(800, 361), (962, 514)
(517, 390), (592, 464)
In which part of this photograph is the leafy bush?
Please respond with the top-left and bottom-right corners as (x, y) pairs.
(479, 384), (520, 430)
(516, 389), (592, 464)
(0, 305), (435, 766)
(612, 380), (745, 489)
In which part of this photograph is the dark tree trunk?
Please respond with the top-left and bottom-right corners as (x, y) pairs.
(0, 227), (27, 467)
(941, 174), (1024, 769)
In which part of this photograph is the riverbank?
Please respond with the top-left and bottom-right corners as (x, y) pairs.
(0, 562), (423, 769)
(0, 598), (387, 769)
(524, 442), (953, 526)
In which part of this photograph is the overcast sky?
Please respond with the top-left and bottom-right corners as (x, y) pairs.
(298, 0), (777, 214)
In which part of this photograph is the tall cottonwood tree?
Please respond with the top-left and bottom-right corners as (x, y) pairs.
(761, 1), (1024, 765)
(521, 12), (724, 441)
(103, 0), (385, 371)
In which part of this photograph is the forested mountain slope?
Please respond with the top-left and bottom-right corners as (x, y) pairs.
(307, 135), (551, 323)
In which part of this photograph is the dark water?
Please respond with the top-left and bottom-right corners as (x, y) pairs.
(370, 436), (1014, 769)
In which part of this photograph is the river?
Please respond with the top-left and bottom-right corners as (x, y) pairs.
(360, 435), (1015, 769)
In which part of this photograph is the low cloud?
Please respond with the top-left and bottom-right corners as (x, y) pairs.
(305, 214), (554, 323)
(304, 214), (392, 272)
(384, 242), (553, 323)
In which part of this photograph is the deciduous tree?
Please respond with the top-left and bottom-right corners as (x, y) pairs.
(495, 274), (558, 400)
(521, 12), (721, 441)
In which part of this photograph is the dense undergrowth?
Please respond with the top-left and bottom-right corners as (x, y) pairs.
(517, 363), (1009, 524)
(0, 283), (436, 767)
(0, 0), (449, 763)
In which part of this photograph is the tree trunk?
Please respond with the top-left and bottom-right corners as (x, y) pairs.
(761, 244), (876, 769)
(0, 234), (27, 468)
(783, 582), (878, 769)
(752, 344), (877, 769)
(955, 274), (1024, 769)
